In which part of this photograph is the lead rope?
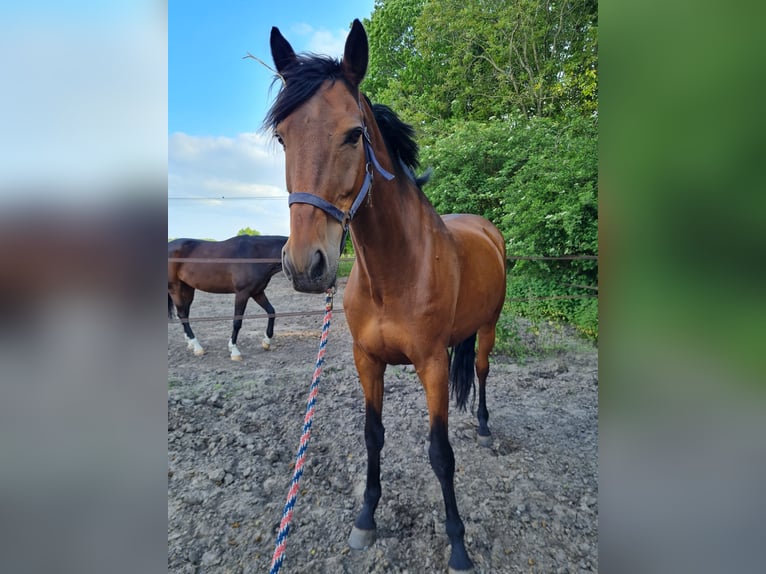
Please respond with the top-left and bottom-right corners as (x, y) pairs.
(269, 287), (335, 574)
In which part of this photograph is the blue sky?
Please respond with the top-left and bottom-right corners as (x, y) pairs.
(168, 1), (375, 240)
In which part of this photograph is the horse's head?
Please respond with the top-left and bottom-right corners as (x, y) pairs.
(268, 20), (371, 293)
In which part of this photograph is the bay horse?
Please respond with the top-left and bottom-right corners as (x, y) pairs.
(168, 235), (287, 360)
(266, 20), (506, 573)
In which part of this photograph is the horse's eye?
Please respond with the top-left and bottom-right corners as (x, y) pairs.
(344, 128), (363, 146)
(275, 133), (285, 148)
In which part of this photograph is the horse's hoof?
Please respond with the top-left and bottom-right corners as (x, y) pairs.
(193, 349), (205, 356)
(477, 434), (492, 448)
(262, 336), (272, 350)
(348, 526), (376, 550)
(230, 354), (243, 361)
(448, 567), (475, 574)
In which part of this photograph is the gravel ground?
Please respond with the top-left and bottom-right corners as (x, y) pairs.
(168, 273), (598, 573)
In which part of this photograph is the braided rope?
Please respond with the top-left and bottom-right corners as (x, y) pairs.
(269, 288), (335, 574)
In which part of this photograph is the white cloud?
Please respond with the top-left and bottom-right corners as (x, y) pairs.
(168, 131), (290, 240)
(291, 22), (314, 36)
(290, 22), (347, 58)
(306, 28), (347, 57)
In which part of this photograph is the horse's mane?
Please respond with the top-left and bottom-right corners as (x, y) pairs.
(368, 99), (420, 176)
(263, 54), (429, 187)
(263, 54), (348, 130)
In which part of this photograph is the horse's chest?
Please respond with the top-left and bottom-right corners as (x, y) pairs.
(347, 305), (431, 365)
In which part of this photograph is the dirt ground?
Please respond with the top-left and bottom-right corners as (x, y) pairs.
(168, 273), (598, 573)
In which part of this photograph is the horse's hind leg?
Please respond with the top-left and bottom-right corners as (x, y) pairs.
(475, 323), (497, 447)
(252, 291), (275, 350)
(228, 292), (249, 361)
(172, 284), (204, 355)
(348, 345), (386, 551)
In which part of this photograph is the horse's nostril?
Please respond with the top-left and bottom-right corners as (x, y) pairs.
(308, 250), (326, 280)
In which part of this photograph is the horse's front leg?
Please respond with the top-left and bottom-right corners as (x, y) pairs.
(419, 355), (474, 573)
(348, 343), (386, 550)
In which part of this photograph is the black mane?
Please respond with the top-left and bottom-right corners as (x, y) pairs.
(263, 54), (348, 130)
(263, 55), (428, 187)
(370, 101), (421, 176)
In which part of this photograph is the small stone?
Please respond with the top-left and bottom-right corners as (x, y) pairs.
(182, 493), (203, 506)
(201, 549), (221, 566)
(209, 468), (225, 482)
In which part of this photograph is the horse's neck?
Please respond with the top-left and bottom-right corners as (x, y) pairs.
(350, 172), (445, 287)
(350, 107), (448, 287)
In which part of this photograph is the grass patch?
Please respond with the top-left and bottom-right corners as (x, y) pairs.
(495, 270), (598, 358)
(337, 258), (354, 278)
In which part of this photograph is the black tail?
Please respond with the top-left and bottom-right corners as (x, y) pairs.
(168, 293), (175, 319)
(449, 332), (477, 411)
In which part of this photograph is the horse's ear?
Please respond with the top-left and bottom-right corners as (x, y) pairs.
(270, 26), (297, 74)
(342, 19), (368, 87)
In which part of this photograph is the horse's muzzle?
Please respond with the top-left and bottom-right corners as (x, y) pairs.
(282, 245), (337, 293)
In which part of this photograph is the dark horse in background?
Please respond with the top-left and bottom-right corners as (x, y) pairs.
(267, 20), (506, 573)
(168, 235), (287, 360)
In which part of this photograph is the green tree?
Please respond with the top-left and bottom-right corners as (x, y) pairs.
(236, 227), (261, 236)
(364, 0), (598, 121)
(362, 0), (430, 121)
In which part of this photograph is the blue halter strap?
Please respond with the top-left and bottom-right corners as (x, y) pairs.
(287, 127), (395, 251)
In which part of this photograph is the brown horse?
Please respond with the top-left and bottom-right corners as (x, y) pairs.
(267, 20), (506, 573)
(168, 235), (287, 360)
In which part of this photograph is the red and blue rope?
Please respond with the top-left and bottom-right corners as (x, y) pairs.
(269, 288), (334, 574)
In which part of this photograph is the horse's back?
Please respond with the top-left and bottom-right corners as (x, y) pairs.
(442, 214), (505, 255)
(168, 238), (199, 258)
(169, 236), (287, 294)
(225, 235), (287, 290)
(442, 214), (506, 333)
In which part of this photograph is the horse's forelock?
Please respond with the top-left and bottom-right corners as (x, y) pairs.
(264, 54), (350, 130)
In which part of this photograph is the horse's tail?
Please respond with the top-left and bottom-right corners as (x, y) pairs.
(168, 293), (175, 319)
(449, 332), (477, 411)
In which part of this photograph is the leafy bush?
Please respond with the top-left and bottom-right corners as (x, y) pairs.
(419, 111), (598, 340)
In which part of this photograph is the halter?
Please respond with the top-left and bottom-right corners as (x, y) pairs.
(287, 126), (395, 253)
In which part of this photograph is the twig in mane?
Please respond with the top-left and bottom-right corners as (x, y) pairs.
(243, 52), (286, 86)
